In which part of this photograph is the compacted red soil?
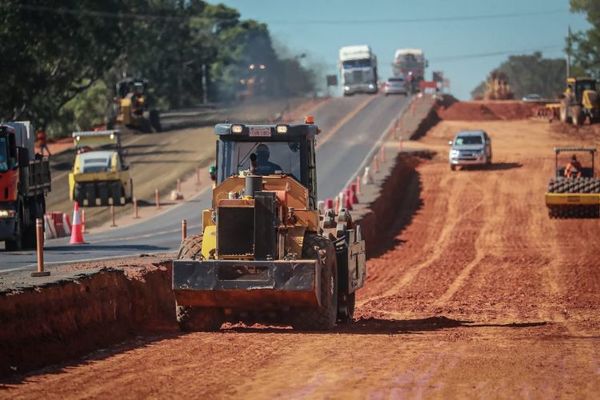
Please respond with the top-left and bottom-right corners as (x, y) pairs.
(2, 116), (600, 398)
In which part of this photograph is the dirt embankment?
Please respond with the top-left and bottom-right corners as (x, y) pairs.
(436, 99), (537, 121)
(0, 262), (175, 376)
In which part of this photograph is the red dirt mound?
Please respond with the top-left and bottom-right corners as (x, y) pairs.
(437, 100), (537, 121)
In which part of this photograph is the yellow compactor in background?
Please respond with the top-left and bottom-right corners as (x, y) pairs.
(545, 147), (600, 218)
(108, 78), (161, 133)
(68, 130), (133, 207)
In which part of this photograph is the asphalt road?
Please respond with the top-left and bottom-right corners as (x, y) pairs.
(0, 94), (410, 272)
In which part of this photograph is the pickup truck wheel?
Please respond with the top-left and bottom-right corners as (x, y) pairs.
(292, 234), (338, 331)
(450, 164), (456, 171)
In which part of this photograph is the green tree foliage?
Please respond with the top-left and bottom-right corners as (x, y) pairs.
(0, 1), (316, 135)
(570, 0), (600, 77)
(471, 52), (566, 99)
(0, 1), (126, 126)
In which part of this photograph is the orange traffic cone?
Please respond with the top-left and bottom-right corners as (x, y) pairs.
(69, 202), (86, 245)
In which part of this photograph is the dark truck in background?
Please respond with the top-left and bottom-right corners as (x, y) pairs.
(0, 122), (51, 250)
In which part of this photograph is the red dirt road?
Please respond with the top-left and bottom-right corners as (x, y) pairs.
(3, 119), (600, 398)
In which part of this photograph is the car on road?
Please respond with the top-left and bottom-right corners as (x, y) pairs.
(522, 93), (542, 102)
(449, 130), (492, 170)
(384, 77), (407, 96)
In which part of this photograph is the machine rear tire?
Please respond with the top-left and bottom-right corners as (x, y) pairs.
(572, 106), (584, 126)
(149, 110), (162, 132)
(177, 234), (203, 259)
(337, 292), (355, 323)
(175, 234), (224, 332)
(292, 234), (338, 331)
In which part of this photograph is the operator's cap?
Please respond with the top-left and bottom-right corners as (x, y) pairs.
(304, 115), (315, 124)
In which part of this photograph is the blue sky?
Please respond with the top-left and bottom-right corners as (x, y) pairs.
(208, 0), (590, 99)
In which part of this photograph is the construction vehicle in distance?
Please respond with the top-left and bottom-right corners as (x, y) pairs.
(0, 122), (51, 250)
(393, 48), (426, 94)
(560, 77), (600, 126)
(545, 147), (600, 218)
(172, 119), (366, 331)
(108, 78), (161, 133)
(68, 130), (133, 207)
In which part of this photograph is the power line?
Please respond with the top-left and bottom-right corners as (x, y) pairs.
(430, 46), (563, 63)
(264, 9), (568, 25)
(16, 4), (210, 22)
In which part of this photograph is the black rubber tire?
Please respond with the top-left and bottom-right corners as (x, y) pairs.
(175, 234), (224, 332)
(337, 292), (355, 324)
(98, 183), (109, 206)
(560, 101), (571, 123)
(177, 234), (203, 259)
(149, 110), (162, 132)
(450, 164), (456, 171)
(111, 182), (123, 206)
(5, 205), (24, 251)
(128, 179), (134, 202)
(572, 106), (583, 126)
(292, 234), (338, 331)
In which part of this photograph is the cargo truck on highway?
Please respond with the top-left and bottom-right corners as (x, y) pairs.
(393, 48), (426, 93)
(339, 45), (378, 96)
(0, 122), (51, 250)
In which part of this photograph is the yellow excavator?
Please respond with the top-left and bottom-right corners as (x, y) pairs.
(560, 77), (600, 126)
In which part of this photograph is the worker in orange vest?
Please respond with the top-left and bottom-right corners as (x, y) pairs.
(37, 129), (51, 156)
(564, 154), (583, 178)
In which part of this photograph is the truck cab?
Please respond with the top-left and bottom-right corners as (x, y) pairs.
(339, 45), (378, 95)
(0, 123), (51, 250)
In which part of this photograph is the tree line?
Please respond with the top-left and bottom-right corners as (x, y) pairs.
(0, 1), (316, 135)
(472, 1), (600, 100)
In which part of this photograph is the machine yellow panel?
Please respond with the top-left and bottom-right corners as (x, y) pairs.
(202, 209), (214, 229)
(201, 225), (217, 260)
(545, 193), (600, 205)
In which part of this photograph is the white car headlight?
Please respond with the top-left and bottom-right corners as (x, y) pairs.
(450, 150), (460, 157)
(344, 86), (350, 91)
(0, 209), (16, 218)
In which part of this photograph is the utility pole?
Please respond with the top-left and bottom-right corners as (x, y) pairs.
(202, 63), (208, 104)
(566, 25), (572, 79)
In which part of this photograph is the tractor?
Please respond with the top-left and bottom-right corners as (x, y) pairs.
(560, 77), (600, 126)
(172, 119), (366, 331)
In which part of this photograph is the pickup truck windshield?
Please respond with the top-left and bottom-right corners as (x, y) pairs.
(455, 136), (483, 145)
(0, 137), (8, 172)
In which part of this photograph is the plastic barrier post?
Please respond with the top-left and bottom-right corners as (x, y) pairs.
(31, 218), (50, 277)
